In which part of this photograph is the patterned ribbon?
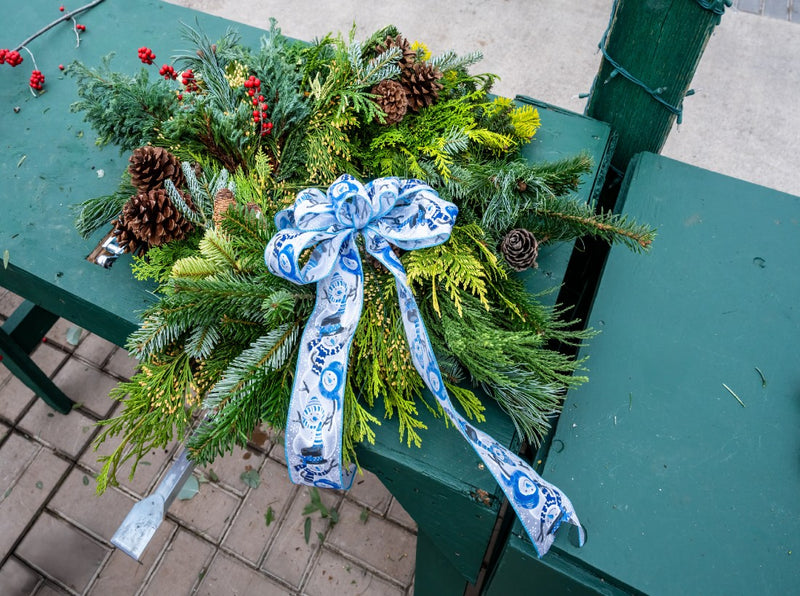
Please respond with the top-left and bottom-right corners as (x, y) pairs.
(265, 175), (584, 556)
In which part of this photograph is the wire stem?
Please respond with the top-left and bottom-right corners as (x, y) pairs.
(12, 0), (106, 52)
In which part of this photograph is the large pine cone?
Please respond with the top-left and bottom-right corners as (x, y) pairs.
(112, 188), (195, 253)
(371, 79), (409, 125)
(128, 146), (186, 193)
(213, 187), (237, 227)
(375, 34), (417, 77)
(402, 62), (443, 112)
(499, 228), (539, 271)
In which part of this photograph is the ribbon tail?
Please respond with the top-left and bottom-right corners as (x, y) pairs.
(283, 234), (362, 490)
(368, 238), (584, 557)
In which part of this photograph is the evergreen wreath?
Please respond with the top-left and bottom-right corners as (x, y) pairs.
(68, 21), (654, 492)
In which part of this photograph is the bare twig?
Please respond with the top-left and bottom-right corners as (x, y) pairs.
(12, 0), (106, 52)
(722, 383), (746, 408)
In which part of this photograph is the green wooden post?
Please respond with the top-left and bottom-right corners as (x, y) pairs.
(586, 0), (730, 172)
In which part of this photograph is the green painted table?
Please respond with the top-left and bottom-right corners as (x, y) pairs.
(0, 0), (614, 592)
(485, 152), (800, 595)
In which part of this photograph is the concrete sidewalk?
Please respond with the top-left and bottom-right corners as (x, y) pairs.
(2, 2), (798, 595)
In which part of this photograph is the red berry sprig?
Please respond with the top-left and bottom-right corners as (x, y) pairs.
(75, 23), (86, 32)
(1, 49), (24, 67)
(159, 64), (177, 80)
(252, 94), (273, 137)
(243, 75), (260, 96)
(181, 68), (199, 92)
(137, 46), (155, 65)
(29, 69), (45, 91)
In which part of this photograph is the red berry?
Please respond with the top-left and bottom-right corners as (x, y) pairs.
(177, 93), (183, 100)
(0, 49), (6, 65)
(59, 5), (65, 11)
(59, 64), (65, 70)
(138, 46), (155, 64)
(5, 50), (22, 67)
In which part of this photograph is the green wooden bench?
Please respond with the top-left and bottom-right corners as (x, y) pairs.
(484, 152), (800, 594)
(0, 0), (615, 592)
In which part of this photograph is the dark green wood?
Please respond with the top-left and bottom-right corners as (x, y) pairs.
(485, 152), (800, 594)
(585, 0), (722, 171)
(0, 326), (73, 413)
(2, 301), (59, 354)
(413, 530), (470, 596)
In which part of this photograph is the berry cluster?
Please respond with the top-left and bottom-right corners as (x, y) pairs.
(29, 69), (45, 91)
(0, 49), (23, 67)
(137, 46), (155, 65)
(75, 23), (86, 32)
(243, 75), (260, 96)
(181, 68), (199, 92)
(251, 94), (272, 137)
(159, 64), (177, 80)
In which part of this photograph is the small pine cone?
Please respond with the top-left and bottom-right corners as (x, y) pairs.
(213, 187), (237, 227)
(375, 34), (417, 77)
(371, 79), (409, 125)
(128, 146), (186, 193)
(500, 228), (539, 271)
(402, 62), (443, 112)
(113, 188), (195, 253)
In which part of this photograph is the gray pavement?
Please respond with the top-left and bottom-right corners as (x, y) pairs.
(1, 2), (798, 595)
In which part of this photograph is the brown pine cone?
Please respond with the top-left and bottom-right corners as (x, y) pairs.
(128, 146), (186, 193)
(213, 187), (237, 227)
(375, 34), (417, 77)
(371, 79), (409, 125)
(402, 62), (443, 112)
(112, 188), (195, 253)
(499, 228), (539, 271)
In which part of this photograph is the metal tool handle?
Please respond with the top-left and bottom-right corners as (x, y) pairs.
(155, 447), (195, 509)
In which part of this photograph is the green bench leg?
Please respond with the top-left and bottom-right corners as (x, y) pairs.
(0, 301), (73, 414)
(413, 530), (469, 596)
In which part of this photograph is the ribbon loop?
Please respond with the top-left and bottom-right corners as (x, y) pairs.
(266, 174), (584, 556)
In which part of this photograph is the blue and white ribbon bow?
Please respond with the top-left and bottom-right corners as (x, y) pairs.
(265, 174), (584, 556)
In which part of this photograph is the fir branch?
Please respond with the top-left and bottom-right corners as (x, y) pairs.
(188, 324), (299, 463)
(429, 49), (483, 73)
(164, 179), (202, 225)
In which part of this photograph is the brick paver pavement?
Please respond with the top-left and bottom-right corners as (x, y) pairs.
(0, 289), (417, 596)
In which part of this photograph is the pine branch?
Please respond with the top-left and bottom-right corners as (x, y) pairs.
(525, 195), (656, 251)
